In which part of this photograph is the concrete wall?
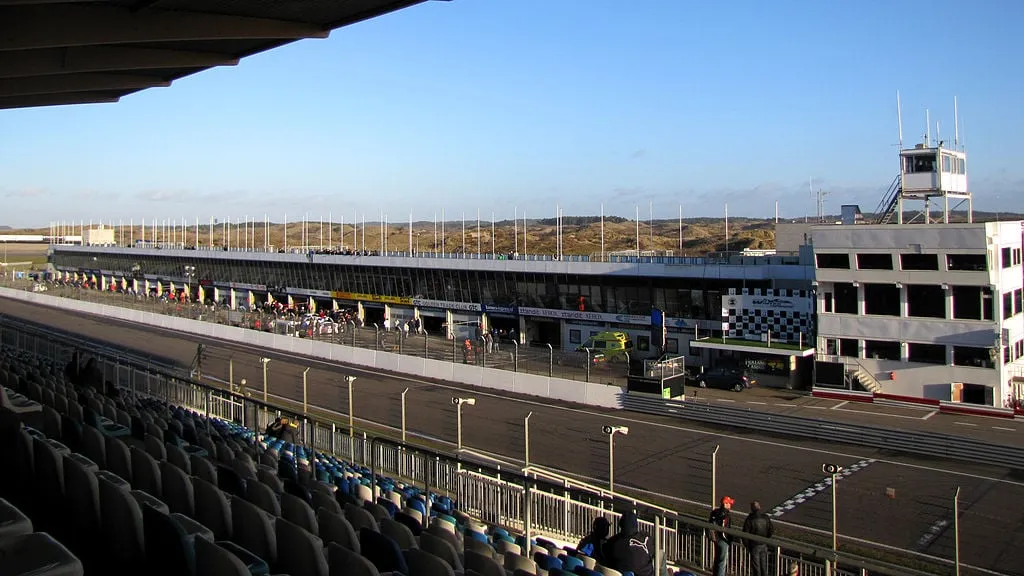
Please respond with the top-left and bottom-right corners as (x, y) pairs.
(0, 287), (624, 409)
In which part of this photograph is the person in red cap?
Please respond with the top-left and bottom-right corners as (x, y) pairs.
(708, 496), (734, 576)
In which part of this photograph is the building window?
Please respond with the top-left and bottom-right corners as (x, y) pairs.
(864, 284), (900, 316)
(907, 343), (946, 364)
(947, 253), (987, 271)
(905, 155), (936, 173)
(1003, 292), (1014, 320)
(907, 285), (945, 318)
(1017, 289), (1023, 316)
(1015, 248), (1022, 266)
(816, 253), (850, 269)
(952, 346), (994, 368)
(824, 339), (838, 355)
(857, 253), (893, 270)
(952, 285), (993, 320)
(1002, 247), (1013, 269)
(834, 283), (858, 314)
(823, 292), (833, 313)
(838, 338), (858, 357)
(900, 253), (939, 271)
(864, 340), (901, 360)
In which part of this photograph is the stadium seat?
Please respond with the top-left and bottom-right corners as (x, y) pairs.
(166, 442), (191, 474)
(195, 537), (255, 576)
(160, 460), (195, 517)
(231, 496), (278, 567)
(191, 453), (218, 485)
(275, 516), (330, 576)
(282, 491), (318, 535)
(131, 445), (163, 498)
(345, 501), (379, 533)
(98, 469), (146, 571)
(317, 509), (361, 554)
(359, 527), (408, 574)
(192, 476), (233, 540)
(327, 542), (379, 576)
(380, 517), (418, 551)
(104, 435), (133, 483)
(0, 497), (32, 537)
(142, 502), (196, 576)
(421, 530), (463, 571)
(245, 475), (282, 516)
(464, 549), (505, 576)
(215, 540), (270, 576)
(404, 548), (456, 576)
(0, 531), (84, 576)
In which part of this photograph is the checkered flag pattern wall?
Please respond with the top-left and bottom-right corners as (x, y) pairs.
(722, 288), (813, 344)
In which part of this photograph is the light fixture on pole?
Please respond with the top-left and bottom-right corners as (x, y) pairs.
(259, 357), (271, 402)
(452, 397), (476, 451)
(344, 375), (357, 437)
(524, 411), (533, 468)
(712, 444), (720, 508)
(823, 463), (843, 552)
(602, 425), (629, 494)
(401, 387), (410, 443)
(954, 486), (961, 576)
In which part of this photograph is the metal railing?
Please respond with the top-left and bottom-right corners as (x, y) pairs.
(621, 394), (1024, 470)
(0, 314), (976, 576)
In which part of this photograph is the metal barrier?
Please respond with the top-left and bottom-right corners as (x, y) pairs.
(0, 314), (975, 576)
(622, 392), (1024, 470)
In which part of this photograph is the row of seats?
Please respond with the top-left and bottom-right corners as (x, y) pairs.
(0, 345), (639, 576)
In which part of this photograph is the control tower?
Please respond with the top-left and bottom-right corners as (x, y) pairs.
(874, 99), (972, 225)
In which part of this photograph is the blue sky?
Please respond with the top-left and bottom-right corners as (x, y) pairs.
(2, 0), (1023, 227)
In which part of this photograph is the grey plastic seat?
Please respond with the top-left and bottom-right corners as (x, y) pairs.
(317, 509), (361, 554)
(258, 466), (284, 493)
(282, 492), (318, 535)
(195, 535), (251, 576)
(80, 424), (105, 469)
(0, 497), (32, 538)
(105, 435), (133, 483)
(504, 551), (536, 575)
(42, 404), (62, 441)
(32, 435), (66, 534)
(464, 549), (506, 576)
(192, 476), (233, 540)
(328, 542), (379, 576)
(98, 469), (146, 570)
(405, 548), (456, 576)
(245, 476), (282, 516)
(312, 490), (342, 516)
(344, 501), (379, 533)
(191, 453), (218, 485)
(231, 496), (278, 567)
(63, 452), (102, 559)
(275, 517), (329, 576)
(131, 445), (163, 498)
(160, 460), (195, 517)
(421, 530), (463, 571)
(380, 517), (418, 551)
(166, 442), (191, 474)
(0, 532), (84, 576)
(145, 434), (168, 461)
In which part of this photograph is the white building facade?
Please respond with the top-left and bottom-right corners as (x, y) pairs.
(812, 221), (1024, 407)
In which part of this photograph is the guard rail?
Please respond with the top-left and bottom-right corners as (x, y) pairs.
(621, 394), (1024, 470)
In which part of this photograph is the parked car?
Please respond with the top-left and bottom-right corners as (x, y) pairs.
(694, 367), (754, 392)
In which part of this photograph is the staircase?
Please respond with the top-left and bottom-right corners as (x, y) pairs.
(850, 368), (883, 393)
(872, 175), (902, 225)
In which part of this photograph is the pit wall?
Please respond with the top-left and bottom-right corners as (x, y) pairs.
(0, 287), (623, 409)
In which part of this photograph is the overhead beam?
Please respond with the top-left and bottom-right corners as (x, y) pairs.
(326, 0), (427, 28)
(0, 46), (239, 79)
(0, 0), (95, 4)
(0, 5), (330, 51)
(0, 72), (170, 97)
(0, 91), (120, 110)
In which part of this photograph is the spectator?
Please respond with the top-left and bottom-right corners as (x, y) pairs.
(80, 358), (104, 392)
(576, 517), (610, 564)
(708, 496), (734, 576)
(64, 350), (82, 387)
(742, 500), (774, 576)
(604, 511), (654, 576)
(265, 417), (284, 439)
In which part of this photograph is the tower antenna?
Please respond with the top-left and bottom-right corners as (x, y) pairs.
(954, 96), (960, 150)
(925, 108), (931, 146)
(896, 90), (904, 149)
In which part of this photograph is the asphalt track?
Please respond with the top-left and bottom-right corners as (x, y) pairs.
(2, 296), (1023, 575)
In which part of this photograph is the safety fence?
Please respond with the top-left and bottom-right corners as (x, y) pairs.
(0, 314), (969, 576)
(7, 279), (628, 386)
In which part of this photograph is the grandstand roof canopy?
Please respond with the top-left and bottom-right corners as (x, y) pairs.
(0, 0), (429, 110)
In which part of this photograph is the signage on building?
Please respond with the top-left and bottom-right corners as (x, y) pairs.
(412, 298), (482, 312)
(229, 282), (267, 291)
(483, 304), (517, 315)
(722, 293), (811, 314)
(286, 287), (332, 298)
(332, 291), (413, 305)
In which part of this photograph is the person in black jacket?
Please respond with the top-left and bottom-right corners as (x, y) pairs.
(604, 511), (654, 576)
(708, 496), (734, 576)
(742, 501), (775, 576)
(576, 516), (610, 563)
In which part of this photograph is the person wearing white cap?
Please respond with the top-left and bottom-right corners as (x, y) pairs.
(708, 496), (734, 576)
